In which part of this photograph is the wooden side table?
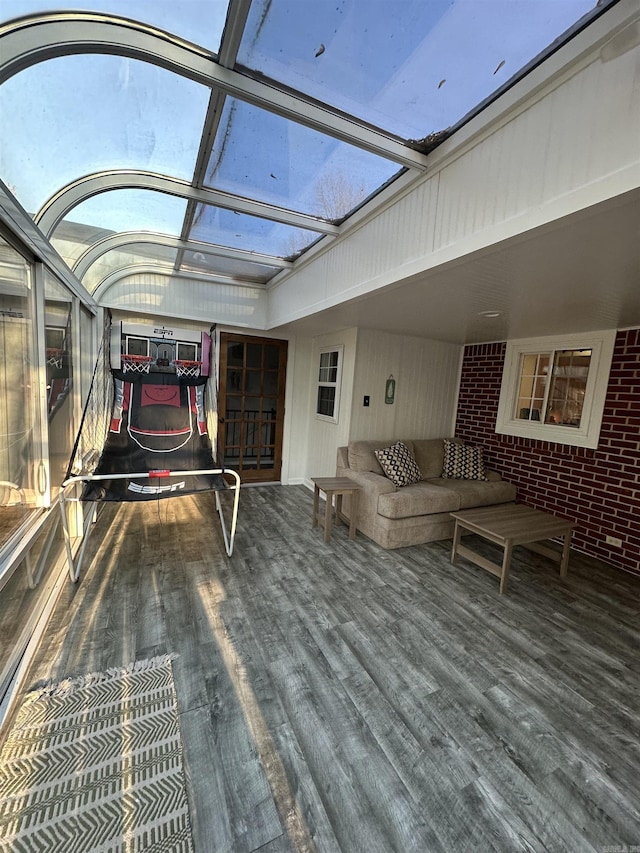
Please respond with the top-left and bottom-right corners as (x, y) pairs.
(312, 477), (360, 542)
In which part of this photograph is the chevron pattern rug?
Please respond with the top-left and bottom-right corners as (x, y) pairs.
(0, 655), (193, 852)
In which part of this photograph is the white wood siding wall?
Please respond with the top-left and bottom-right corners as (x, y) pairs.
(102, 273), (267, 329)
(303, 328), (358, 481)
(267, 3), (640, 328)
(350, 330), (461, 441)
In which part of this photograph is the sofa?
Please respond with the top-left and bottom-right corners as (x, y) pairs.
(336, 437), (517, 549)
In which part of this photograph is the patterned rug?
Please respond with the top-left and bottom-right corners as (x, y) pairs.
(0, 655), (193, 852)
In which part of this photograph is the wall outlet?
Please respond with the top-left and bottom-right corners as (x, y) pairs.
(605, 535), (622, 548)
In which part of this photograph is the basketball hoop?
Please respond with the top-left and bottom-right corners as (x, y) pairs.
(122, 354), (153, 374)
(46, 348), (64, 369)
(174, 359), (201, 378)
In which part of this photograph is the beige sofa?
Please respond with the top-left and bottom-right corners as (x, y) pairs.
(336, 438), (517, 549)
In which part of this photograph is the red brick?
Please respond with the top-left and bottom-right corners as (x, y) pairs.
(456, 329), (640, 575)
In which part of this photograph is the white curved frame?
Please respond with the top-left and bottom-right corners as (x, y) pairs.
(37, 171), (342, 239)
(72, 230), (292, 288)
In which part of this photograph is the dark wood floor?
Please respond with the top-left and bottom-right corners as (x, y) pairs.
(8, 485), (640, 852)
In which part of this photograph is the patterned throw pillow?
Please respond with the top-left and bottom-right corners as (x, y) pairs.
(441, 439), (487, 480)
(374, 441), (422, 487)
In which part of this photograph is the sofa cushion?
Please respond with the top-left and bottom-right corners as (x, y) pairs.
(441, 439), (487, 480)
(348, 439), (414, 474)
(428, 477), (517, 509)
(374, 441), (422, 487)
(377, 482), (462, 519)
(412, 438), (454, 480)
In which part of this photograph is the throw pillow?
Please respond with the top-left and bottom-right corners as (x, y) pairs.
(374, 441), (422, 487)
(441, 439), (487, 480)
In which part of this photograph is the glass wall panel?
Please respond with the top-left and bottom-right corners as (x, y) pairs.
(80, 243), (179, 293)
(0, 55), (209, 215)
(0, 506), (68, 710)
(0, 237), (40, 551)
(238, 0), (596, 141)
(44, 271), (75, 493)
(189, 203), (320, 259)
(204, 98), (401, 220)
(52, 191), (188, 280)
(180, 250), (278, 284)
(59, 190), (187, 238)
(0, 1), (228, 52)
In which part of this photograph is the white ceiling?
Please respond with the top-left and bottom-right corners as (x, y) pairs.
(275, 187), (640, 345)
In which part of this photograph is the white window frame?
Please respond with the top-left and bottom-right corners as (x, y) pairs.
(495, 330), (615, 449)
(315, 345), (343, 424)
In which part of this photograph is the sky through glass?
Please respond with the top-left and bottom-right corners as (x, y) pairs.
(0, 0), (229, 51)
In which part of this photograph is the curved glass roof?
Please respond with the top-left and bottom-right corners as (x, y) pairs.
(0, 0), (613, 295)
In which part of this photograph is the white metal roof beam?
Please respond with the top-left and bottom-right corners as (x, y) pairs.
(179, 0), (253, 265)
(36, 171), (339, 238)
(0, 179), (98, 311)
(73, 231), (292, 283)
(0, 14), (429, 170)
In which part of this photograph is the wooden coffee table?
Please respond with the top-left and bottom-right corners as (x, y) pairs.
(312, 477), (360, 543)
(450, 503), (574, 594)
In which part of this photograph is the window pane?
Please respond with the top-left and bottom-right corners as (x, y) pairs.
(189, 203), (320, 259)
(78, 243), (179, 293)
(263, 371), (278, 396)
(0, 237), (40, 549)
(0, 2), (228, 53)
(238, 0), (595, 141)
(204, 98), (400, 220)
(545, 349), (591, 427)
(317, 386), (336, 417)
(264, 346), (279, 370)
(515, 351), (550, 420)
(0, 55), (209, 215)
(44, 271), (75, 493)
(181, 250), (278, 284)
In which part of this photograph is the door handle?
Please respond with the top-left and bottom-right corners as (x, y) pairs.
(219, 417), (225, 423)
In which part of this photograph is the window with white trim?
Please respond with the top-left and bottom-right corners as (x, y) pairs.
(315, 346), (343, 423)
(495, 330), (615, 448)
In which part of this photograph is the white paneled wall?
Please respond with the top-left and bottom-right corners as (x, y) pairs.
(303, 328), (358, 481)
(350, 329), (461, 441)
(102, 273), (267, 329)
(297, 327), (461, 483)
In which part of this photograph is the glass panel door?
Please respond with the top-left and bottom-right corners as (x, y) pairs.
(218, 334), (287, 483)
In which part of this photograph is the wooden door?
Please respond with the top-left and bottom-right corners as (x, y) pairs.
(218, 334), (287, 483)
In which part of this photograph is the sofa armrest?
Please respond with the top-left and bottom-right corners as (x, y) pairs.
(336, 468), (397, 498)
(337, 445), (349, 468)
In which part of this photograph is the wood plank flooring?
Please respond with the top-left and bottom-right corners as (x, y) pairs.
(5, 485), (640, 852)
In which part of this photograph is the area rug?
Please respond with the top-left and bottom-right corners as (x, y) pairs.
(0, 655), (193, 852)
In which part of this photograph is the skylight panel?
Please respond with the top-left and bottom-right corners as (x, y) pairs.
(238, 0), (600, 142)
(81, 243), (179, 292)
(53, 189), (187, 256)
(180, 251), (279, 284)
(0, 54), (209, 215)
(0, 1), (230, 51)
(189, 203), (321, 259)
(204, 98), (401, 221)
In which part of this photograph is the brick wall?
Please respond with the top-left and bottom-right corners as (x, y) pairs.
(455, 330), (640, 576)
